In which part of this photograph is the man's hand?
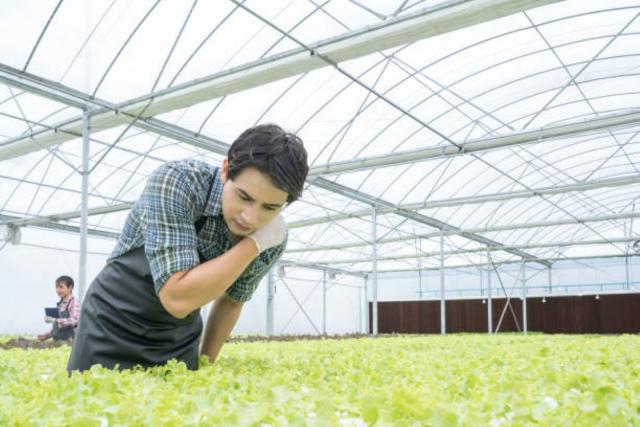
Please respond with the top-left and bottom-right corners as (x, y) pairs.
(248, 215), (286, 254)
(44, 316), (56, 324)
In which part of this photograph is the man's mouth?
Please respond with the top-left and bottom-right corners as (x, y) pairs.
(233, 219), (252, 232)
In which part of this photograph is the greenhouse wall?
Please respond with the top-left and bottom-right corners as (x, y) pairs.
(371, 294), (640, 334)
(1, 233), (365, 336)
(2, 226), (637, 336)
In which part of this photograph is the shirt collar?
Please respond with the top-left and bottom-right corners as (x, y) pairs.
(203, 167), (224, 217)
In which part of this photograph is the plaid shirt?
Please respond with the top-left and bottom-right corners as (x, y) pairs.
(110, 159), (286, 302)
(42, 296), (80, 339)
(56, 296), (80, 328)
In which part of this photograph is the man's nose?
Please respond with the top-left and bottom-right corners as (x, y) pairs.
(241, 206), (259, 225)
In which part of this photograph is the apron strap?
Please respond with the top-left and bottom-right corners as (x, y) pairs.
(194, 173), (215, 233)
(195, 216), (207, 232)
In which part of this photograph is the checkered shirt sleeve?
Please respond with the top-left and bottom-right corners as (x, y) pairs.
(140, 163), (201, 293)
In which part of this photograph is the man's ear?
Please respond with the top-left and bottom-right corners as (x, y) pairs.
(221, 158), (229, 182)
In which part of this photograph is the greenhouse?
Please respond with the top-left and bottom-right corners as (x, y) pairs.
(1, 0), (639, 424)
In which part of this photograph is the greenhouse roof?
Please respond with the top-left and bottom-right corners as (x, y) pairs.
(1, 0), (639, 275)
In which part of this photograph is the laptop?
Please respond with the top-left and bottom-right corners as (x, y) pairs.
(44, 307), (59, 318)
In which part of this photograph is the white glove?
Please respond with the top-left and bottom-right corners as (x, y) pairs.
(248, 215), (287, 254)
(44, 316), (56, 324)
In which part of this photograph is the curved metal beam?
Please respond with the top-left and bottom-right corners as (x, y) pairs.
(292, 174), (640, 228)
(308, 110), (640, 176)
(0, 0), (560, 161)
(312, 177), (550, 266)
(304, 236), (639, 266)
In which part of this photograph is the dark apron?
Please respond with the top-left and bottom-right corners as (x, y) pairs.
(51, 298), (74, 341)
(67, 246), (203, 372)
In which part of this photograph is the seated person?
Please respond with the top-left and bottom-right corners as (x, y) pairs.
(37, 275), (80, 342)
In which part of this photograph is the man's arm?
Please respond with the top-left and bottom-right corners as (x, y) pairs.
(158, 214), (287, 319)
(200, 293), (244, 363)
(159, 237), (257, 318)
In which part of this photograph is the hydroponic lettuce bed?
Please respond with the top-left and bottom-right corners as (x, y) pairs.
(0, 334), (638, 426)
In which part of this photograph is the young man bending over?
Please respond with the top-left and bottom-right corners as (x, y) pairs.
(68, 124), (308, 371)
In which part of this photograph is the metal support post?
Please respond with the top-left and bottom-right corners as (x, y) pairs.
(372, 206), (378, 335)
(417, 235), (423, 299)
(78, 110), (90, 302)
(322, 270), (327, 335)
(625, 255), (630, 290)
(487, 249), (492, 334)
(548, 264), (552, 294)
(266, 269), (275, 336)
(358, 283), (363, 334)
(364, 275), (369, 333)
(440, 230), (445, 335)
(522, 262), (528, 334)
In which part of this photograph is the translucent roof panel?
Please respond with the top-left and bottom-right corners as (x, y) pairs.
(1, 0), (640, 275)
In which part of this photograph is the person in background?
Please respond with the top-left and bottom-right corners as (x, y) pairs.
(37, 275), (80, 342)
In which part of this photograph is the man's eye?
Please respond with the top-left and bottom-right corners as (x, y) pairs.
(239, 194), (250, 201)
(264, 206), (277, 211)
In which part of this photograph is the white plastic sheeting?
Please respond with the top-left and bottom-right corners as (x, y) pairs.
(1, 1), (640, 334)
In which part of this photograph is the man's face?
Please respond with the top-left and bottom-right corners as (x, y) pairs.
(220, 158), (288, 239)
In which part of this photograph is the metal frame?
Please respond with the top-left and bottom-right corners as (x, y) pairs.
(298, 236), (640, 266)
(291, 175), (640, 229)
(307, 111), (640, 177)
(369, 253), (640, 274)
(288, 212), (640, 252)
(0, 71), (554, 268)
(0, 0), (561, 161)
(2, 46), (637, 268)
(272, 265), (364, 335)
(312, 177), (550, 266)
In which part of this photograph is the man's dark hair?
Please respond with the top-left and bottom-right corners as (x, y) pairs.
(227, 124), (308, 203)
(56, 275), (74, 289)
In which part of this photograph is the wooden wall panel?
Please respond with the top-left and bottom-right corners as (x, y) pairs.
(370, 294), (640, 334)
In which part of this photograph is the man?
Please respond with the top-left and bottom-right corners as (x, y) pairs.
(68, 124), (308, 372)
